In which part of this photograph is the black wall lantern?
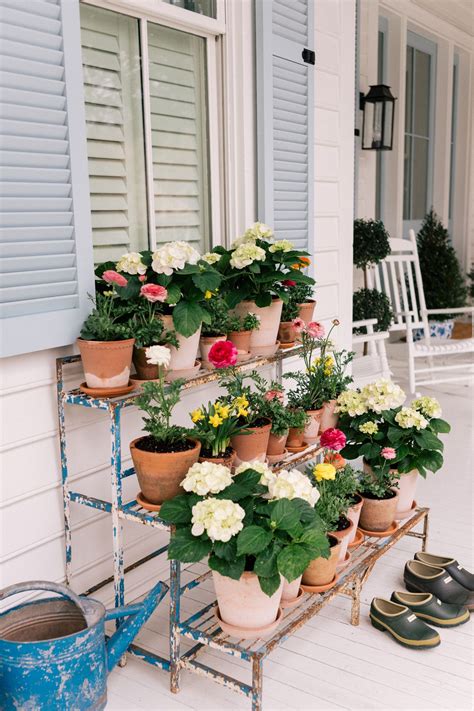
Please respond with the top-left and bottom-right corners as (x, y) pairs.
(360, 84), (396, 150)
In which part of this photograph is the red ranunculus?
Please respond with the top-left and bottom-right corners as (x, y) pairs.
(103, 270), (128, 287)
(208, 340), (238, 369)
(282, 279), (296, 287)
(320, 428), (346, 452)
(140, 283), (168, 303)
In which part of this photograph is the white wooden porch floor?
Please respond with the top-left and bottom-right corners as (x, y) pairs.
(106, 344), (473, 710)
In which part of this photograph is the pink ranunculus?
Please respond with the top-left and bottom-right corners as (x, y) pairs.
(320, 428), (347, 452)
(292, 317), (306, 334)
(282, 279), (297, 287)
(208, 340), (238, 369)
(381, 447), (396, 460)
(265, 389), (284, 403)
(306, 321), (325, 339)
(140, 283), (168, 303)
(103, 270), (128, 287)
(139, 274), (147, 283)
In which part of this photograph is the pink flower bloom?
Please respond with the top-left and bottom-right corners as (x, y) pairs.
(140, 283), (168, 303)
(282, 279), (296, 287)
(208, 340), (238, 369)
(139, 275), (147, 282)
(102, 270), (128, 287)
(320, 428), (347, 452)
(306, 321), (325, 339)
(265, 389), (284, 403)
(381, 447), (396, 460)
(292, 317), (305, 333)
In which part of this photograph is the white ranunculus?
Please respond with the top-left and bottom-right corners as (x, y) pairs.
(268, 469), (320, 507)
(202, 252), (221, 265)
(116, 252), (147, 275)
(269, 240), (294, 253)
(183, 461), (233, 496)
(235, 460), (276, 487)
(145, 345), (171, 368)
(151, 241), (200, 275)
(229, 243), (266, 269)
(191, 498), (245, 542)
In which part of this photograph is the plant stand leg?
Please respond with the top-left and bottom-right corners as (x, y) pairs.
(422, 512), (429, 552)
(56, 361), (72, 586)
(275, 358), (283, 386)
(110, 405), (126, 666)
(170, 558), (181, 693)
(351, 578), (361, 626)
(251, 656), (263, 711)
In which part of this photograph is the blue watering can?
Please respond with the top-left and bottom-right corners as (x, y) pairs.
(0, 579), (169, 711)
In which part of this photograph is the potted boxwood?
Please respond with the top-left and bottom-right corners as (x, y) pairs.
(160, 464), (328, 637)
(190, 398), (247, 467)
(226, 312), (260, 355)
(131, 289), (178, 380)
(130, 352), (201, 509)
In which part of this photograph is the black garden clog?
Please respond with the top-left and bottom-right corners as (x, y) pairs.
(370, 598), (440, 649)
(404, 560), (470, 606)
(390, 591), (470, 627)
(414, 552), (474, 592)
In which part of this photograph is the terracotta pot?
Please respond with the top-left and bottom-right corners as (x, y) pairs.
(130, 437), (201, 505)
(286, 426), (305, 448)
(200, 334), (226, 362)
(278, 321), (297, 345)
(162, 314), (201, 370)
(320, 400), (339, 433)
(329, 516), (354, 563)
(227, 330), (251, 354)
(132, 346), (160, 380)
(212, 570), (282, 631)
(282, 575), (302, 602)
(232, 299), (283, 350)
(304, 408), (323, 444)
(231, 419), (271, 466)
(302, 535), (340, 586)
(77, 338), (135, 388)
(298, 300), (316, 325)
(359, 488), (399, 532)
(395, 470), (418, 518)
(198, 450), (236, 469)
(346, 494), (363, 543)
(267, 432), (288, 456)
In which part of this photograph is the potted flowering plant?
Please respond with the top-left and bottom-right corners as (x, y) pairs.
(291, 279), (317, 324)
(321, 448), (362, 545)
(78, 275), (135, 390)
(286, 409), (310, 450)
(130, 349), (201, 509)
(131, 287), (178, 380)
(190, 398), (247, 467)
(279, 280), (316, 343)
(251, 375), (290, 459)
(160, 462), (327, 636)
(199, 293), (230, 366)
(226, 312), (260, 355)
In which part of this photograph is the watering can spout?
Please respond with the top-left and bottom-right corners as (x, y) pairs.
(105, 580), (169, 673)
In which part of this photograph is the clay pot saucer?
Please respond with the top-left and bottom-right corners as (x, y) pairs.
(215, 606), (283, 640)
(348, 528), (365, 549)
(336, 551), (351, 571)
(136, 491), (162, 513)
(301, 574), (339, 594)
(280, 587), (304, 609)
(79, 381), (136, 398)
(251, 341), (280, 357)
(286, 441), (309, 454)
(279, 341), (295, 350)
(165, 360), (201, 382)
(358, 521), (398, 538)
(236, 351), (253, 363)
(267, 449), (288, 465)
(395, 500), (418, 521)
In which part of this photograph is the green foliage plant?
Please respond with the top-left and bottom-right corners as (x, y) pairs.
(352, 288), (393, 333)
(80, 293), (134, 341)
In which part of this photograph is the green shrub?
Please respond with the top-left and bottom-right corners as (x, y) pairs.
(353, 219), (391, 270)
(353, 288), (393, 332)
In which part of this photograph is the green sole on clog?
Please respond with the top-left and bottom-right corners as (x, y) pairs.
(370, 614), (441, 649)
(414, 610), (471, 627)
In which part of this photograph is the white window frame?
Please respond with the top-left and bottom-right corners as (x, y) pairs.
(448, 52), (459, 231)
(375, 16), (388, 222)
(80, 0), (225, 250)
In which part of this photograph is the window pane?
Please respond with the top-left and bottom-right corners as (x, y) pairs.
(449, 62), (458, 220)
(403, 135), (412, 220)
(414, 49), (430, 137)
(412, 137), (429, 219)
(405, 46), (413, 133)
(163, 0), (216, 19)
(148, 23), (210, 252)
(80, 5), (148, 262)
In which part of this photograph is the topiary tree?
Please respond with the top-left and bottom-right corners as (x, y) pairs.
(352, 288), (393, 334)
(417, 209), (467, 321)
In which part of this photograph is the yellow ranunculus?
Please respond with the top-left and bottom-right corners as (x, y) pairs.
(204, 290), (213, 299)
(191, 409), (204, 423)
(209, 413), (223, 428)
(313, 463), (337, 482)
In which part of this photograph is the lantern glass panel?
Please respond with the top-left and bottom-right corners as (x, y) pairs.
(383, 100), (393, 148)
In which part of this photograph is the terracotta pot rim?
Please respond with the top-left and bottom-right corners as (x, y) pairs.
(130, 436), (201, 455)
(77, 337), (135, 346)
(306, 407), (324, 415)
(360, 487), (399, 502)
(299, 299), (316, 305)
(327, 534), (340, 547)
(246, 417), (272, 432)
(238, 298), (283, 307)
(200, 334), (226, 341)
(228, 329), (252, 336)
(329, 519), (355, 540)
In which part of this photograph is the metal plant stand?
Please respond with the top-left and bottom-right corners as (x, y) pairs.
(56, 352), (429, 710)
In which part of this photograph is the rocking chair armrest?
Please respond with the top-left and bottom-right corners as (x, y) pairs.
(423, 307), (474, 315)
(352, 318), (378, 329)
(352, 331), (389, 345)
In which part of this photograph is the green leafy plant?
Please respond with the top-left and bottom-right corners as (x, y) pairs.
(136, 376), (190, 447)
(358, 465), (399, 499)
(321, 463), (361, 506)
(190, 400), (247, 457)
(290, 282), (314, 305)
(251, 376), (290, 436)
(218, 369), (270, 427)
(352, 288), (393, 333)
(132, 302), (179, 349)
(227, 312), (260, 333)
(200, 294), (230, 337)
(281, 296), (300, 322)
(308, 463), (350, 531)
(287, 408), (309, 432)
(160, 467), (329, 596)
(417, 209), (468, 320)
(80, 293), (134, 341)
(353, 218), (391, 271)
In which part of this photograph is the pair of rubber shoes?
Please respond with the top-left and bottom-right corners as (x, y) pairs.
(370, 552), (472, 649)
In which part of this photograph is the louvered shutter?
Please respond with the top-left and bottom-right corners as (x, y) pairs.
(0, 0), (94, 357)
(255, 0), (314, 252)
(147, 24), (209, 251)
(80, 4), (148, 262)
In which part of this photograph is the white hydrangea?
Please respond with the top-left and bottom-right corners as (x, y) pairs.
(336, 389), (367, 416)
(395, 407), (428, 431)
(229, 243), (266, 269)
(202, 252), (221, 265)
(360, 379), (406, 414)
(191, 498), (245, 542)
(116, 252), (147, 275)
(267, 469), (320, 507)
(151, 241), (200, 275)
(411, 396), (442, 419)
(235, 460), (276, 487)
(183, 461), (233, 496)
(231, 222), (273, 248)
(145, 345), (171, 368)
(269, 240), (294, 253)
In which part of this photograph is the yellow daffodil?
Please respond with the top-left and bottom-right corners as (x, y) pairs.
(216, 404), (230, 419)
(313, 463), (337, 482)
(233, 395), (249, 409)
(204, 290), (213, 299)
(191, 409), (204, 423)
(209, 413), (223, 428)
(237, 408), (248, 418)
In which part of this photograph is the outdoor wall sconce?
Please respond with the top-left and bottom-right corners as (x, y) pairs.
(359, 84), (396, 150)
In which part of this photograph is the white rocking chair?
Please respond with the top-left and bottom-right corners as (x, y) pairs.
(351, 318), (391, 387)
(367, 229), (474, 393)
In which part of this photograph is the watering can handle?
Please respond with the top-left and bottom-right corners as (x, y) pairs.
(0, 581), (88, 618)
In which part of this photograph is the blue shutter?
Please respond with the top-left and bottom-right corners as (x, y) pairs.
(0, 0), (94, 357)
(255, 0), (314, 252)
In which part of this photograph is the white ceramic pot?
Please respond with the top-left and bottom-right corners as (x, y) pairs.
(281, 575), (302, 602)
(320, 400), (339, 433)
(330, 517), (354, 563)
(162, 314), (201, 370)
(346, 494), (363, 544)
(395, 470), (418, 519)
(304, 408), (323, 444)
(200, 335), (226, 363)
(232, 299), (283, 350)
(212, 570), (283, 630)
